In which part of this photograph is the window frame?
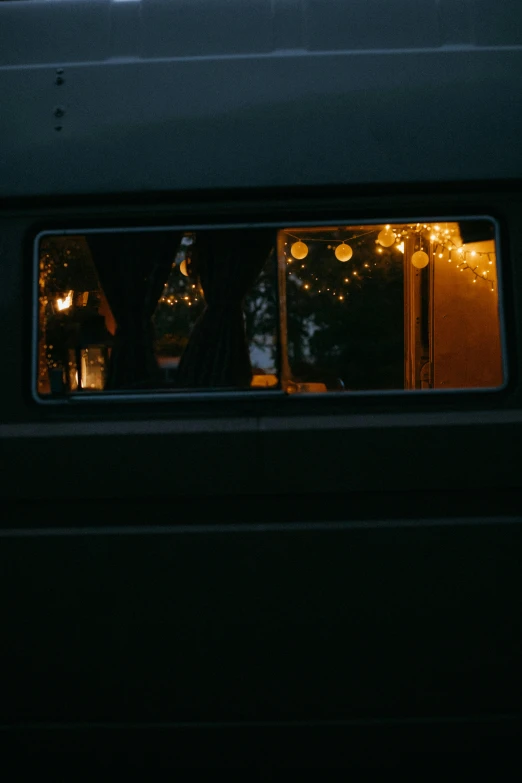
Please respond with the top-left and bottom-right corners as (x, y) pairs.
(32, 214), (508, 405)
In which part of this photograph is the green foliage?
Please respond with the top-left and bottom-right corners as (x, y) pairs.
(283, 233), (404, 390)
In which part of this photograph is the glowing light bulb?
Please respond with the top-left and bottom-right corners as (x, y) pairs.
(180, 259), (189, 276)
(411, 250), (429, 268)
(335, 243), (353, 262)
(377, 228), (396, 247)
(291, 241), (308, 260)
(396, 242), (405, 253)
(56, 290), (73, 310)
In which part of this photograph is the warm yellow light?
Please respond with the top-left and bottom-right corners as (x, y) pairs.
(335, 243), (353, 262)
(56, 290), (73, 311)
(251, 374), (278, 388)
(377, 228), (396, 247)
(291, 240), (308, 260)
(180, 259), (189, 276)
(396, 241), (405, 253)
(303, 283), (310, 289)
(339, 295), (344, 300)
(80, 346), (107, 390)
(471, 251), (477, 257)
(430, 234), (436, 241)
(411, 250), (429, 269)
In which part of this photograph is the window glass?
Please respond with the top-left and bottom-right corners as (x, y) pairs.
(279, 219), (503, 392)
(35, 219), (503, 398)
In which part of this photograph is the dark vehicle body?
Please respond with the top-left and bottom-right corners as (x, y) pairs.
(1, 0), (522, 773)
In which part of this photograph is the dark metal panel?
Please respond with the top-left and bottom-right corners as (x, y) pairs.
(2, 49), (522, 196)
(1, 517), (521, 724)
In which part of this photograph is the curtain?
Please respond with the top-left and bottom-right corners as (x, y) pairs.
(86, 231), (182, 390)
(177, 229), (274, 388)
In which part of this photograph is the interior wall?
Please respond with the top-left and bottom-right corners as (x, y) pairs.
(433, 240), (503, 389)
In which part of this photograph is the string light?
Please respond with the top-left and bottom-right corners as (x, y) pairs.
(377, 228), (396, 247)
(412, 250), (429, 268)
(290, 241), (308, 260)
(335, 243), (353, 262)
(456, 261), (495, 290)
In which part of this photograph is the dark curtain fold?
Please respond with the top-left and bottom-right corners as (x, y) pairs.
(86, 231), (182, 389)
(177, 229), (274, 388)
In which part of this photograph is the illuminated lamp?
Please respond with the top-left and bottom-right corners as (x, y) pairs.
(411, 250), (429, 268)
(67, 313), (112, 391)
(290, 241), (308, 260)
(377, 228), (396, 247)
(335, 243), (353, 262)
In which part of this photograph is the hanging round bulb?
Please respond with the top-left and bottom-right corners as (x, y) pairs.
(411, 250), (429, 268)
(180, 259), (189, 276)
(377, 228), (396, 247)
(335, 243), (353, 262)
(290, 241), (308, 260)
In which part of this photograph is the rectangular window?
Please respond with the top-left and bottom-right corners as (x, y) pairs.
(34, 218), (504, 400)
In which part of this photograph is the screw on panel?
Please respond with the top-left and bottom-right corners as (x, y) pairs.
(55, 68), (65, 86)
(54, 106), (65, 118)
